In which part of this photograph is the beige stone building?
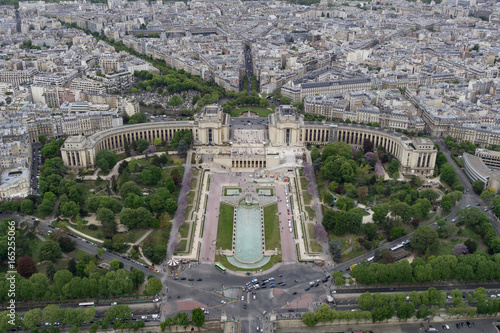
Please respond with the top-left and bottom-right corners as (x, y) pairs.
(61, 105), (437, 175)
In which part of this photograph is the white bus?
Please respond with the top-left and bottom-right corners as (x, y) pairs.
(78, 302), (95, 307)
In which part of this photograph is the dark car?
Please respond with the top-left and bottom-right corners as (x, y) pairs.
(305, 287), (310, 291)
(455, 323), (460, 329)
(243, 304), (247, 309)
(466, 322), (471, 327)
(197, 278), (203, 281)
(288, 309), (295, 312)
(181, 277), (186, 280)
(461, 322), (465, 327)
(292, 292), (297, 295)
(315, 283), (319, 287)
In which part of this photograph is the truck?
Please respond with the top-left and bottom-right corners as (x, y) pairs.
(326, 295), (335, 304)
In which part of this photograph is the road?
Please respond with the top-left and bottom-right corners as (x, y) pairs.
(30, 143), (41, 195)
(434, 138), (500, 236)
(243, 44), (253, 94)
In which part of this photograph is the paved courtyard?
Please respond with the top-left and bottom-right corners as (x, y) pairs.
(200, 173), (298, 265)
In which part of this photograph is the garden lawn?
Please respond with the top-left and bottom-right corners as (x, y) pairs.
(264, 204), (280, 251)
(187, 191), (195, 206)
(458, 227), (481, 240)
(175, 239), (187, 253)
(230, 106), (273, 117)
(216, 204), (234, 250)
(66, 248), (91, 261)
(28, 235), (46, 263)
(305, 206), (315, 220)
(434, 239), (464, 257)
(179, 223), (190, 238)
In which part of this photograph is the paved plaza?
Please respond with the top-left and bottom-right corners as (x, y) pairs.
(199, 172), (300, 266)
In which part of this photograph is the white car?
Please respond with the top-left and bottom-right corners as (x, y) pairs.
(111, 302), (117, 305)
(241, 296), (245, 301)
(221, 300), (226, 304)
(141, 316), (147, 319)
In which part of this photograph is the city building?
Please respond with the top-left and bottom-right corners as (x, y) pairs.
(61, 105), (437, 176)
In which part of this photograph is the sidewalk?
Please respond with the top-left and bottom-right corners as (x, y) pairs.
(291, 171), (322, 262)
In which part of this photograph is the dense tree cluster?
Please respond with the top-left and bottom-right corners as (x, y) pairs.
(0, 257), (153, 302)
(352, 253), (500, 285)
(302, 304), (372, 327)
(456, 207), (500, 253)
(96, 150), (117, 172)
(444, 136), (477, 155)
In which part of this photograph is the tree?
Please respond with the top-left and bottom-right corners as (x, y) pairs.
(38, 135), (48, 144)
(130, 268), (145, 288)
(472, 180), (485, 194)
(40, 240), (62, 262)
(191, 308), (205, 327)
(119, 181), (142, 199)
(138, 169), (153, 185)
(410, 225), (439, 253)
(359, 292), (374, 310)
(364, 223), (378, 241)
(23, 308), (41, 328)
(96, 207), (115, 224)
(420, 189), (440, 202)
(440, 194), (453, 211)
(104, 305), (131, 324)
(372, 204), (389, 223)
(388, 159), (400, 175)
(18, 256), (37, 278)
(363, 138), (374, 153)
(440, 163), (458, 187)
(46, 261), (56, 281)
(302, 311), (318, 327)
(96, 150), (117, 172)
(328, 240), (343, 262)
(437, 220), (458, 239)
(20, 199), (34, 214)
(136, 139), (149, 154)
(464, 239), (478, 254)
(165, 198), (178, 214)
(452, 244), (469, 257)
(357, 186), (369, 200)
(144, 277), (162, 295)
(335, 196), (354, 211)
(177, 140), (189, 157)
(110, 259), (121, 271)
(60, 201), (79, 218)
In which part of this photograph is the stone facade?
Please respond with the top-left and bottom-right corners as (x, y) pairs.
(61, 105), (437, 175)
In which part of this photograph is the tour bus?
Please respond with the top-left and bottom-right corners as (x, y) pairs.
(78, 302), (95, 307)
(215, 263), (226, 273)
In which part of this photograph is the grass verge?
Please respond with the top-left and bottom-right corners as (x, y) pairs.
(216, 204), (234, 250)
(179, 223), (190, 238)
(264, 204), (280, 251)
(230, 106), (273, 117)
